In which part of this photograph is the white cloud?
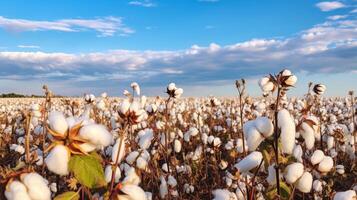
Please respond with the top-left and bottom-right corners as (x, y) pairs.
(327, 15), (348, 20)
(316, 1), (346, 12)
(129, 0), (156, 7)
(351, 8), (357, 13)
(0, 16), (134, 37)
(0, 17), (356, 95)
(17, 45), (40, 49)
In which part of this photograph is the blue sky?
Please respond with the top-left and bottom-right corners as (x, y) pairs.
(0, 0), (356, 96)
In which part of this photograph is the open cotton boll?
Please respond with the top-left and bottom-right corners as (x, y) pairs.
(111, 138), (126, 163)
(5, 180), (31, 200)
(212, 189), (238, 200)
(246, 128), (264, 151)
(278, 109), (296, 154)
(234, 151), (263, 172)
(122, 167), (141, 185)
(296, 172), (313, 193)
(126, 151), (139, 165)
(79, 124), (113, 147)
(136, 156), (148, 170)
(300, 122), (315, 150)
(313, 180), (322, 192)
(160, 176), (168, 199)
(21, 172), (51, 200)
(311, 150), (325, 165)
(318, 156), (333, 173)
(138, 129), (153, 149)
(293, 145), (303, 163)
(118, 184), (147, 200)
(174, 139), (182, 153)
(267, 164), (281, 185)
(45, 144), (70, 176)
(327, 136), (335, 150)
(48, 111), (68, 136)
(254, 117), (273, 137)
(104, 165), (121, 183)
(284, 162), (304, 184)
(333, 190), (356, 200)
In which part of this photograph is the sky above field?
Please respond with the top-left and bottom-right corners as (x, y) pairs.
(0, 0), (356, 97)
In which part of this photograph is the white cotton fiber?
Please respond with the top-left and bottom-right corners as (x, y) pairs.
(5, 180), (31, 200)
(296, 172), (313, 193)
(333, 190), (356, 200)
(300, 122), (315, 150)
(48, 111), (68, 136)
(284, 162), (304, 184)
(318, 156), (333, 173)
(79, 124), (113, 147)
(234, 151), (263, 172)
(104, 165), (121, 183)
(22, 172), (51, 200)
(278, 109), (296, 154)
(254, 117), (273, 137)
(45, 144), (70, 176)
(246, 128), (264, 151)
(138, 130), (153, 149)
(310, 150), (325, 165)
(111, 138), (126, 163)
(119, 184), (147, 200)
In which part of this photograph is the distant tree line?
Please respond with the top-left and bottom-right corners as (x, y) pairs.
(0, 93), (67, 98)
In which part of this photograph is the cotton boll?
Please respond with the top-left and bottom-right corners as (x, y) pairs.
(293, 145), (303, 163)
(284, 162), (304, 184)
(278, 109), (296, 154)
(138, 129), (153, 149)
(167, 175), (177, 187)
(336, 165), (345, 174)
(122, 167), (141, 185)
(318, 156), (333, 173)
(118, 184), (147, 200)
(112, 138), (126, 163)
(160, 176), (168, 199)
(212, 189), (238, 200)
(234, 151), (263, 172)
(126, 151), (140, 165)
(174, 139), (182, 153)
(254, 117), (273, 137)
(333, 190), (356, 200)
(246, 128), (264, 151)
(120, 99), (131, 115)
(296, 172), (313, 193)
(48, 111), (68, 136)
(104, 165), (121, 183)
(5, 180), (31, 200)
(327, 136), (335, 150)
(311, 150), (325, 165)
(300, 122), (315, 150)
(21, 172), (51, 200)
(79, 124), (113, 147)
(136, 157), (148, 170)
(45, 144), (70, 176)
(313, 180), (322, 192)
(267, 164), (281, 185)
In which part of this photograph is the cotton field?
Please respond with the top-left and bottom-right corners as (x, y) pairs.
(0, 70), (356, 200)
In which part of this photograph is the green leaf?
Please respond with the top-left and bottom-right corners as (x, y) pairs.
(68, 154), (106, 189)
(266, 182), (291, 200)
(54, 191), (80, 200)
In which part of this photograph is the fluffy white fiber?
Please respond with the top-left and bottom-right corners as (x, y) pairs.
(45, 144), (70, 176)
(112, 138), (126, 163)
(243, 117), (273, 151)
(5, 181), (31, 200)
(104, 165), (121, 183)
(21, 173), (51, 200)
(79, 124), (113, 147)
(333, 190), (356, 200)
(48, 111), (68, 136)
(318, 156), (333, 173)
(278, 109), (296, 154)
(300, 122), (315, 150)
(296, 172), (313, 193)
(212, 189), (238, 200)
(234, 151), (263, 172)
(284, 162), (304, 184)
(118, 184), (147, 200)
(310, 150), (325, 165)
